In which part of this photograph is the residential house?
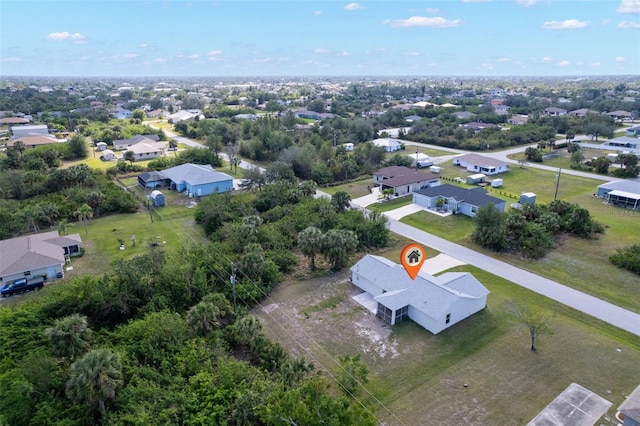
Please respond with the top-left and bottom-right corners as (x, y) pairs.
(234, 113), (258, 121)
(493, 105), (510, 115)
(453, 153), (510, 175)
(508, 114), (529, 125)
(377, 127), (411, 138)
(626, 126), (640, 137)
(453, 111), (476, 120)
(7, 134), (61, 149)
(605, 110), (632, 120)
(10, 124), (49, 139)
(603, 137), (639, 149)
(125, 141), (166, 161)
(110, 107), (133, 119)
(544, 107), (567, 116)
(0, 231), (82, 286)
(113, 134), (161, 151)
(167, 110), (198, 122)
(372, 138), (402, 152)
(461, 122), (498, 132)
(373, 165), (439, 197)
(413, 184), (506, 217)
(568, 108), (599, 117)
(293, 109), (335, 120)
(596, 179), (640, 210)
(350, 255), (489, 335)
(404, 115), (423, 123)
(0, 117), (30, 125)
(138, 163), (233, 197)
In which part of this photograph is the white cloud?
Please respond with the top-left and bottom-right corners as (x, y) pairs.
(616, 0), (640, 15)
(1, 57), (21, 63)
(426, 8), (439, 14)
(496, 57), (510, 62)
(344, 3), (364, 10)
(122, 53), (139, 59)
(383, 16), (462, 28)
(139, 43), (149, 48)
(153, 58), (166, 63)
(46, 31), (86, 42)
(615, 56), (626, 62)
(618, 20), (640, 28)
(314, 48), (330, 54)
(590, 62), (601, 67)
(207, 50), (222, 57)
(403, 51), (421, 56)
(516, 0), (538, 6)
(314, 10), (323, 16)
(542, 57), (552, 62)
(556, 60), (570, 66)
(541, 19), (589, 29)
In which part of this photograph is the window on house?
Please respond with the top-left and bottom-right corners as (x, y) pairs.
(471, 206), (477, 213)
(446, 313), (451, 324)
(376, 304), (393, 324)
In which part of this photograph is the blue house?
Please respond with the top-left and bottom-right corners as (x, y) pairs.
(138, 163), (233, 197)
(413, 184), (505, 217)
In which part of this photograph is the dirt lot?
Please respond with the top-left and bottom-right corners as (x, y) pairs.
(255, 266), (640, 426)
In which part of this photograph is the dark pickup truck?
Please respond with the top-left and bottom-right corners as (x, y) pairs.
(1, 277), (45, 297)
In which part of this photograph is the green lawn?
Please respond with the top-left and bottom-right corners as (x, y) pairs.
(367, 196), (413, 213)
(320, 177), (372, 198)
(67, 195), (206, 277)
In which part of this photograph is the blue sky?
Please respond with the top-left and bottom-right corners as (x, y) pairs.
(1, 0), (639, 77)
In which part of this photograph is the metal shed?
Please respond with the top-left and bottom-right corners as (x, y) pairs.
(150, 190), (165, 207)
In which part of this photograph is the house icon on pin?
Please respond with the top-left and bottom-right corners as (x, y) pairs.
(407, 249), (421, 264)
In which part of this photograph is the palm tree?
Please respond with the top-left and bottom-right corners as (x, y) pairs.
(297, 226), (324, 270)
(66, 348), (123, 416)
(57, 219), (69, 236)
(186, 293), (234, 336)
(230, 315), (263, 348)
(45, 314), (92, 360)
(322, 229), (358, 271)
(86, 191), (105, 217)
(74, 203), (93, 235)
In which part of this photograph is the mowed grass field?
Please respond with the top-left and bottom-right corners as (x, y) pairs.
(256, 239), (640, 425)
(67, 181), (207, 277)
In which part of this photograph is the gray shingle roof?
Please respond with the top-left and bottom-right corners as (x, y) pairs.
(0, 231), (82, 277)
(414, 184), (504, 207)
(455, 153), (509, 168)
(350, 255), (489, 320)
(160, 163), (233, 186)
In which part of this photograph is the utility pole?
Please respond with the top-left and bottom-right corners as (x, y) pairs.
(230, 264), (237, 310)
(554, 168), (561, 200)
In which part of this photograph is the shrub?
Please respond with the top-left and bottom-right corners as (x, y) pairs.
(609, 244), (640, 275)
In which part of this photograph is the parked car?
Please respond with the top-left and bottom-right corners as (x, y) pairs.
(0, 277), (44, 297)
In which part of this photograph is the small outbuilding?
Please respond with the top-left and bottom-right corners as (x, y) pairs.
(520, 192), (537, 204)
(466, 173), (486, 185)
(150, 190), (165, 207)
(491, 179), (503, 188)
(100, 149), (117, 161)
(96, 142), (108, 151)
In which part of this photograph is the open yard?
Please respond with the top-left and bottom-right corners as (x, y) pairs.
(64, 184), (207, 278)
(256, 243), (640, 426)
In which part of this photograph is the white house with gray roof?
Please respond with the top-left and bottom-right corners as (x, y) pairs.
(453, 153), (510, 175)
(0, 231), (82, 285)
(350, 255), (489, 334)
